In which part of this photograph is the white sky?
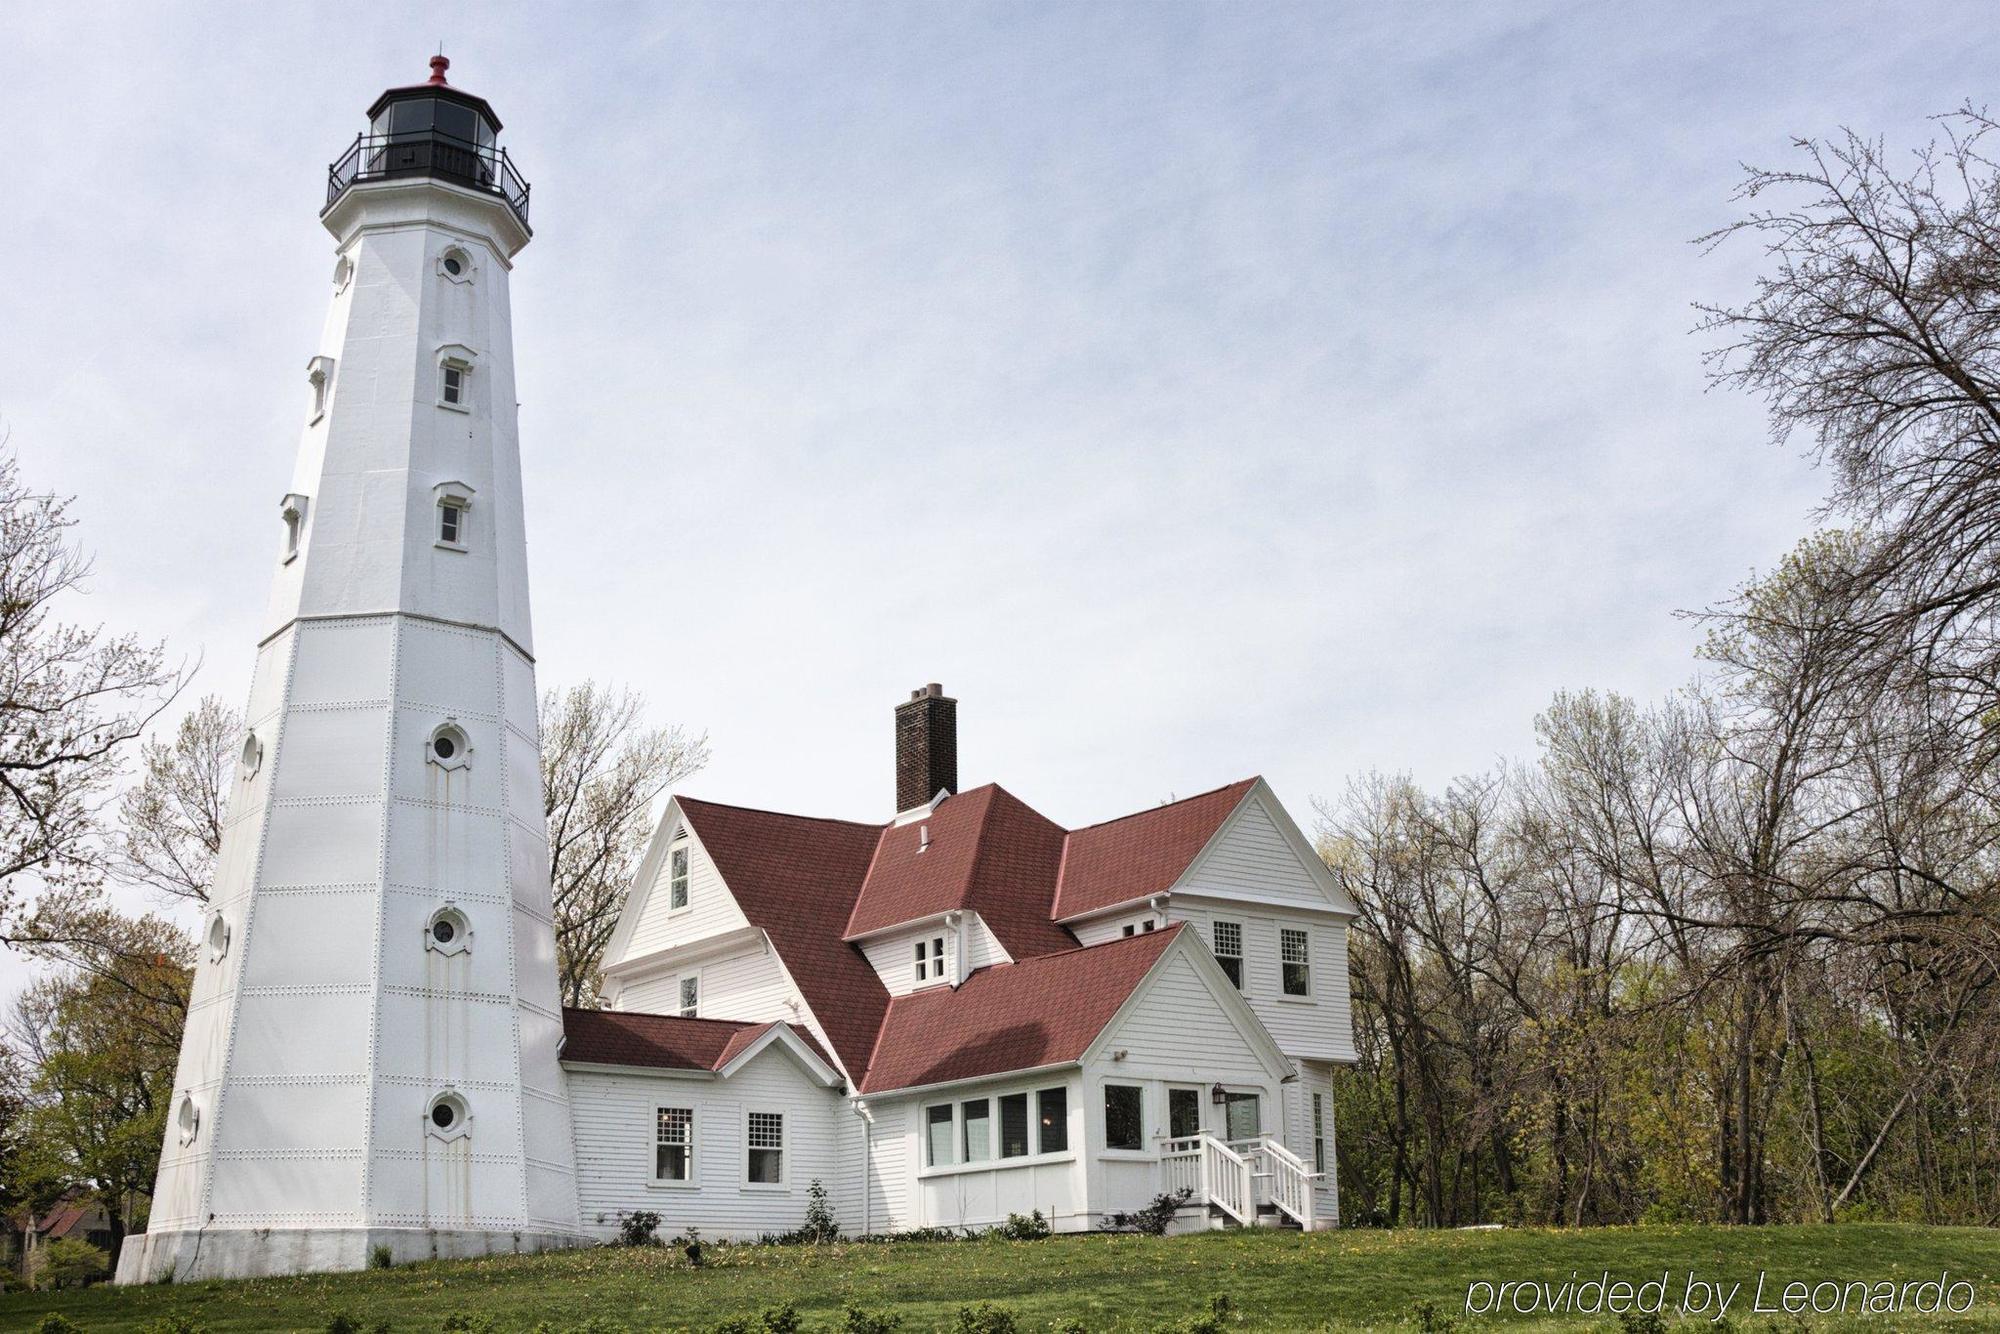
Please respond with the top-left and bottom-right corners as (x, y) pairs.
(0, 4), (1983, 976)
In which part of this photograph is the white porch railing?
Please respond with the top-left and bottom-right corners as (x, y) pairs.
(1230, 1136), (1318, 1230)
(1160, 1134), (1254, 1225)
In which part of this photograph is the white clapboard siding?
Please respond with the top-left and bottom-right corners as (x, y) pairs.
(859, 914), (1014, 996)
(567, 1052), (844, 1241)
(615, 941), (826, 1052)
(1178, 794), (1336, 911)
(1173, 904), (1355, 1063)
(619, 818), (748, 963)
(1097, 952), (1276, 1087)
(864, 1101), (913, 1232)
(1069, 911), (1168, 948)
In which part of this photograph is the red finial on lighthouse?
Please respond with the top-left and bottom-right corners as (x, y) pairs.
(428, 54), (450, 85)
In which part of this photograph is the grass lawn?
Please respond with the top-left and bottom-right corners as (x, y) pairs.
(6, 1223), (2000, 1333)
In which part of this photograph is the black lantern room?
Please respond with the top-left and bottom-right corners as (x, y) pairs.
(326, 57), (531, 229)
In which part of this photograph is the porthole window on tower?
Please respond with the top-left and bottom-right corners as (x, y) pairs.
(425, 905), (471, 956)
(176, 1093), (200, 1146)
(205, 911), (231, 963)
(437, 246), (474, 284)
(425, 1090), (471, 1142)
(333, 254), (354, 291)
(426, 721), (472, 771)
(239, 730), (264, 779)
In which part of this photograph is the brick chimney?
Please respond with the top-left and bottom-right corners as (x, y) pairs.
(895, 683), (958, 812)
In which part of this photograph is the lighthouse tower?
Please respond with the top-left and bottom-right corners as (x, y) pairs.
(119, 60), (584, 1282)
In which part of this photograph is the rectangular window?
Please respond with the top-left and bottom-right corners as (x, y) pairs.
(914, 940), (927, 981)
(1121, 923), (1135, 938)
(1104, 1084), (1143, 1151)
(677, 975), (698, 1019)
(439, 502), (462, 545)
(999, 1092), (1030, 1158)
(915, 935), (945, 983)
(1281, 928), (1312, 997)
(1213, 920), (1244, 990)
(1037, 1087), (1068, 1154)
(1168, 1086), (1202, 1140)
(926, 1103), (955, 1167)
(668, 844), (690, 910)
(1312, 1092), (1327, 1174)
(655, 1106), (692, 1182)
(1142, 919), (1156, 932)
(961, 1098), (991, 1163)
(747, 1111), (784, 1184)
(1223, 1091), (1260, 1142)
(442, 364), (465, 405)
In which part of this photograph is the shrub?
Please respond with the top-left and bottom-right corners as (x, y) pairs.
(1155, 1295), (1234, 1334)
(616, 1209), (662, 1247)
(139, 1317), (211, 1334)
(711, 1306), (802, 1334)
(842, 1304), (902, 1334)
(326, 1317), (362, 1334)
(1410, 1299), (1456, 1334)
(1103, 1189), (1193, 1236)
(35, 1237), (111, 1289)
(853, 1227), (958, 1244)
(37, 1314), (85, 1334)
(530, 1321), (631, 1334)
(369, 1242), (394, 1269)
(1616, 1313), (1668, 1334)
(798, 1178), (840, 1244)
(989, 1210), (1049, 1241)
(950, 1304), (1019, 1334)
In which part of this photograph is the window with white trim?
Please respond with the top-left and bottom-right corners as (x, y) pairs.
(1312, 1092), (1327, 1174)
(677, 975), (698, 1018)
(961, 1097), (991, 1163)
(279, 493), (308, 563)
(655, 1106), (693, 1182)
(926, 1103), (954, 1167)
(1104, 1083), (1144, 1151)
(668, 843), (690, 910)
(746, 1111), (785, 1184)
(1280, 927), (1312, 997)
(1037, 1087), (1068, 1154)
(914, 934), (945, 982)
(440, 361), (469, 408)
(439, 498), (466, 546)
(1212, 919), (1244, 989)
(998, 1092), (1029, 1158)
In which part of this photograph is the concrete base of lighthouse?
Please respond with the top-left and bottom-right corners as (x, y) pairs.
(114, 1225), (592, 1284)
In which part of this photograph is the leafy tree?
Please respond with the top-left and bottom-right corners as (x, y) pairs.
(114, 694), (238, 906)
(32, 1236), (109, 1288)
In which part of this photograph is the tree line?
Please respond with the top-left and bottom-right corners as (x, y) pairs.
(1322, 108), (2000, 1228)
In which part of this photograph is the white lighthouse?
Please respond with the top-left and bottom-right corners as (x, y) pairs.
(119, 59), (584, 1282)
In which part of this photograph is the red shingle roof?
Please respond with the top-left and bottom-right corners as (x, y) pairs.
(1051, 779), (1256, 921)
(675, 797), (890, 1079)
(857, 925), (1183, 1094)
(562, 1008), (832, 1073)
(846, 784), (1077, 958)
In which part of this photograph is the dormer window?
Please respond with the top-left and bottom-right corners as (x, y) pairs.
(436, 344), (476, 412)
(433, 480), (474, 552)
(306, 356), (335, 421)
(914, 935), (945, 983)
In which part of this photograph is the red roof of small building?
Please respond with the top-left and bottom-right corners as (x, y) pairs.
(674, 797), (890, 1079)
(562, 1008), (832, 1073)
(1051, 779), (1257, 920)
(857, 925), (1183, 1094)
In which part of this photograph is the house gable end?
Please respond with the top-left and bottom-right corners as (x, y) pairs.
(1084, 933), (1293, 1084)
(1173, 779), (1357, 917)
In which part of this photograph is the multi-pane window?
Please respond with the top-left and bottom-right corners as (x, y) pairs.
(1280, 928), (1312, 996)
(999, 1093), (1030, 1158)
(962, 1098), (991, 1162)
(439, 500), (465, 546)
(926, 1103), (955, 1167)
(1169, 1086), (1202, 1140)
(668, 844), (690, 910)
(1312, 1092), (1327, 1174)
(1104, 1084), (1143, 1151)
(678, 975), (698, 1018)
(746, 1112), (784, 1184)
(655, 1107), (692, 1182)
(1212, 920), (1244, 989)
(914, 935), (945, 982)
(1037, 1087), (1068, 1154)
(441, 363), (466, 406)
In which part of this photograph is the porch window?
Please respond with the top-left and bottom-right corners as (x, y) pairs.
(678, 975), (698, 1018)
(962, 1098), (991, 1162)
(999, 1092), (1030, 1158)
(1168, 1086), (1202, 1140)
(1104, 1084), (1143, 1151)
(926, 1103), (955, 1167)
(1212, 919), (1244, 989)
(1280, 927), (1312, 997)
(747, 1111), (785, 1184)
(668, 844), (690, 910)
(655, 1106), (692, 1182)
(1223, 1091), (1260, 1142)
(1037, 1087), (1068, 1154)
(1312, 1092), (1327, 1174)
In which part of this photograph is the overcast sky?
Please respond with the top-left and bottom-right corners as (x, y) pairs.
(0, 2), (1985, 926)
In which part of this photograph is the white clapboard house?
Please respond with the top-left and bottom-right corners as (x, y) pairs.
(564, 685), (1358, 1238)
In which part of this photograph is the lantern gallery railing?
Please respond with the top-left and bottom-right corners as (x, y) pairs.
(326, 131), (531, 228)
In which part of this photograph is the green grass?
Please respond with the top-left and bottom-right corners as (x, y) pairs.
(6, 1224), (2000, 1332)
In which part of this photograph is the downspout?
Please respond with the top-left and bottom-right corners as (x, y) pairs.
(1149, 894), (1170, 926)
(851, 1097), (874, 1237)
(946, 910), (967, 987)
